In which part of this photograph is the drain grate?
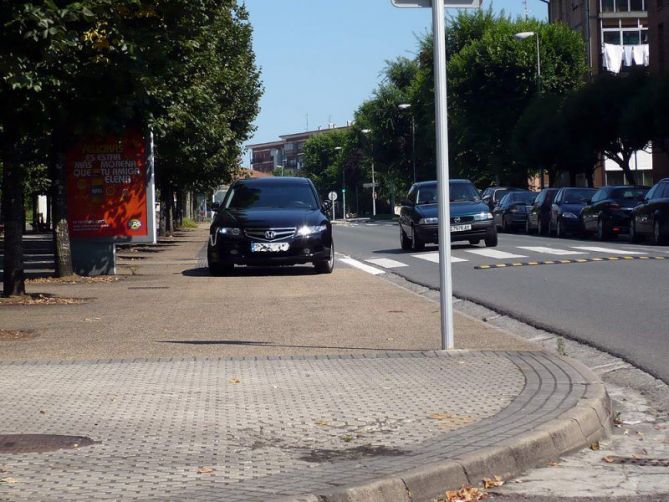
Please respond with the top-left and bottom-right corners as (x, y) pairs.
(604, 456), (669, 467)
(0, 434), (99, 454)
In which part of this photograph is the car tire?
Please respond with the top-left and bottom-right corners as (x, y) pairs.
(630, 218), (643, 243)
(652, 219), (665, 246)
(412, 225), (425, 251)
(484, 227), (498, 247)
(314, 243), (335, 273)
(400, 225), (411, 250)
(596, 217), (610, 241)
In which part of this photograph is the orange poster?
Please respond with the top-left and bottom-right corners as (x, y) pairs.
(67, 132), (149, 239)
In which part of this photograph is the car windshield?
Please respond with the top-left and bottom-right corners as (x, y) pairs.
(416, 186), (438, 204)
(224, 183), (318, 210)
(563, 189), (595, 204)
(509, 192), (536, 203)
(611, 188), (647, 200)
(451, 183), (481, 203)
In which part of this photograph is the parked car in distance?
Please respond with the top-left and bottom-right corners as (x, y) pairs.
(493, 191), (536, 232)
(526, 188), (559, 235)
(207, 177), (334, 275)
(630, 178), (669, 245)
(549, 187), (597, 238)
(481, 186), (526, 212)
(399, 179), (497, 250)
(581, 185), (648, 240)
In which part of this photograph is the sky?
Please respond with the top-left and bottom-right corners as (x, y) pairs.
(242, 0), (548, 161)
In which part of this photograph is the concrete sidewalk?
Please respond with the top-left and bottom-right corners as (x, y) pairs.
(0, 226), (612, 501)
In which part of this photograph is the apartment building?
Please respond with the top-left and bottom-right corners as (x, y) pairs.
(247, 125), (351, 174)
(550, 0), (653, 185)
(648, 0), (669, 180)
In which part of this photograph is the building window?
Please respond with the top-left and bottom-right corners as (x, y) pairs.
(601, 0), (646, 11)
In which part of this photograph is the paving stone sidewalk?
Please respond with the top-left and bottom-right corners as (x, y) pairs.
(0, 227), (611, 500)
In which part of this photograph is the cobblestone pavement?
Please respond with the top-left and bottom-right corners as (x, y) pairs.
(0, 351), (591, 501)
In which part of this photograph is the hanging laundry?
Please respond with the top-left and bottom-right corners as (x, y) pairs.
(632, 44), (650, 66)
(623, 45), (634, 67)
(603, 44), (624, 74)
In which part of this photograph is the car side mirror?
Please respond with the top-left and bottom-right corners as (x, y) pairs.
(210, 202), (221, 212)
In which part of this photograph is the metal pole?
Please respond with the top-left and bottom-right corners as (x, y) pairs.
(432, 0), (454, 350)
(343, 169), (347, 220)
(371, 144), (377, 217)
(536, 33), (541, 93)
(412, 115), (416, 183)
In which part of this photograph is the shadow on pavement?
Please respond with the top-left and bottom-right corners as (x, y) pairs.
(182, 266), (319, 278)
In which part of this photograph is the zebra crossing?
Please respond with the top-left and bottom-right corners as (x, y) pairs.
(338, 243), (665, 275)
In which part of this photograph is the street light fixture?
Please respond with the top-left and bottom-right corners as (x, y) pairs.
(334, 146), (345, 220)
(398, 103), (417, 183)
(361, 129), (377, 217)
(514, 30), (544, 188)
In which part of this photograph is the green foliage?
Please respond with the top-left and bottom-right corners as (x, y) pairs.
(301, 129), (352, 196)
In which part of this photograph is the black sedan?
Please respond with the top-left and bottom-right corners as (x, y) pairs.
(581, 185), (648, 240)
(481, 186), (526, 212)
(207, 177), (334, 275)
(631, 178), (669, 245)
(399, 179), (497, 251)
(526, 188), (559, 235)
(493, 191), (536, 232)
(549, 187), (597, 238)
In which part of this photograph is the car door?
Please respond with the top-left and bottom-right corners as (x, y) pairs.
(399, 186), (417, 235)
(551, 189), (563, 228)
(636, 184), (659, 234)
(529, 191), (544, 228)
(582, 189), (603, 232)
(493, 194), (508, 228)
(651, 183), (669, 231)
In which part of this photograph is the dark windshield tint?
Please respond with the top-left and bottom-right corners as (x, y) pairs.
(509, 192), (536, 203)
(416, 185), (438, 204)
(451, 182), (481, 203)
(611, 187), (648, 200)
(225, 183), (318, 210)
(563, 189), (596, 204)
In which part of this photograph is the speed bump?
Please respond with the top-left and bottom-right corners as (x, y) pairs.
(475, 255), (667, 270)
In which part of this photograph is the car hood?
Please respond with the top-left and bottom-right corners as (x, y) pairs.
(214, 208), (325, 228)
(558, 202), (585, 214)
(416, 201), (488, 218)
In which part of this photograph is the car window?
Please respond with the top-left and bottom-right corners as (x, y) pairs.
(660, 183), (669, 199)
(407, 186), (417, 204)
(416, 186), (438, 204)
(224, 183), (318, 210)
(563, 189), (595, 204)
(498, 194), (511, 207)
(590, 189), (606, 203)
(450, 182), (482, 203)
(611, 187), (647, 200)
(510, 192), (536, 204)
(646, 184), (659, 200)
(493, 189), (509, 203)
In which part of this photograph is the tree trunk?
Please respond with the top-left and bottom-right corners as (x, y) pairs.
(1, 154), (26, 297)
(51, 136), (74, 277)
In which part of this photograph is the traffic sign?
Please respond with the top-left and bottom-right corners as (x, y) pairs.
(391, 0), (481, 7)
(363, 182), (378, 188)
(328, 191), (338, 201)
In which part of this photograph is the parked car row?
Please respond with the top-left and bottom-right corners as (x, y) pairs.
(492, 178), (669, 245)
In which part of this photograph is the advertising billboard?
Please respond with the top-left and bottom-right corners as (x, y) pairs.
(66, 130), (155, 242)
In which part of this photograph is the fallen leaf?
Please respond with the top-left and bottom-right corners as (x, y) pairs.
(197, 467), (214, 475)
(442, 485), (488, 502)
(547, 461), (559, 467)
(39, 410), (46, 415)
(0, 477), (17, 484)
(228, 378), (240, 384)
(314, 420), (329, 427)
(482, 475), (504, 488)
(603, 456), (616, 463)
(590, 442), (600, 451)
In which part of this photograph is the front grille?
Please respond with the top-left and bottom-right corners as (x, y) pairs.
(450, 216), (474, 224)
(244, 227), (296, 242)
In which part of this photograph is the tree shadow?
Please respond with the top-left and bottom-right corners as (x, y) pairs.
(158, 339), (427, 352)
(182, 265), (319, 277)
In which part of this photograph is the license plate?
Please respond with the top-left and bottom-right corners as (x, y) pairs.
(450, 224), (472, 232)
(251, 242), (290, 252)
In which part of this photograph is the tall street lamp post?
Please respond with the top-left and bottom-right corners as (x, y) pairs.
(361, 129), (377, 216)
(514, 30), (543, 187)
(399, 103), (416, 183)
(334, 146), (345, 220)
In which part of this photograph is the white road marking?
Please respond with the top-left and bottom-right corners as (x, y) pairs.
(338, 256), (385, 275)
(465, 249), (527, 260)
(517, 246), (584, 256)
(571, 246), (647, 255)
(365, 223), (379, 226)
(365, 258), (408, 269)
(412, 252), (468, 263)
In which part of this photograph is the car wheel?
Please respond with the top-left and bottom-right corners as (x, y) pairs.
(652, 219), (665, 246)
(596, 217), (609, 241)
(314, 242), (335, 273)
(630, 218), (642, 243)
(207, 248), (232, 276)
(469, 239), (480, 245)
(400, 225), (411, 250)
(484, 226), (498, 247)
(412, 225), (425, 251)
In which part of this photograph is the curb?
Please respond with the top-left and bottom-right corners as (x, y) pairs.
(297, 354), (612, 502)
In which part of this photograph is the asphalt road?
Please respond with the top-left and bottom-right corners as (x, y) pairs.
(334, 220), (669, 383)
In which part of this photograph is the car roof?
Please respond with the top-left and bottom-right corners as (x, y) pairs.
(413, 179), (472, 186)
(233, 176), (311, 186)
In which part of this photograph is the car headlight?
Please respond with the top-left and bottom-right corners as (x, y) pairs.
(562, 212), (578, 219)
(218, 227), (241, 236)
(297, 225), (326, 236)
(419, 217), (438, 225)
(473, 212), (493, 221)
